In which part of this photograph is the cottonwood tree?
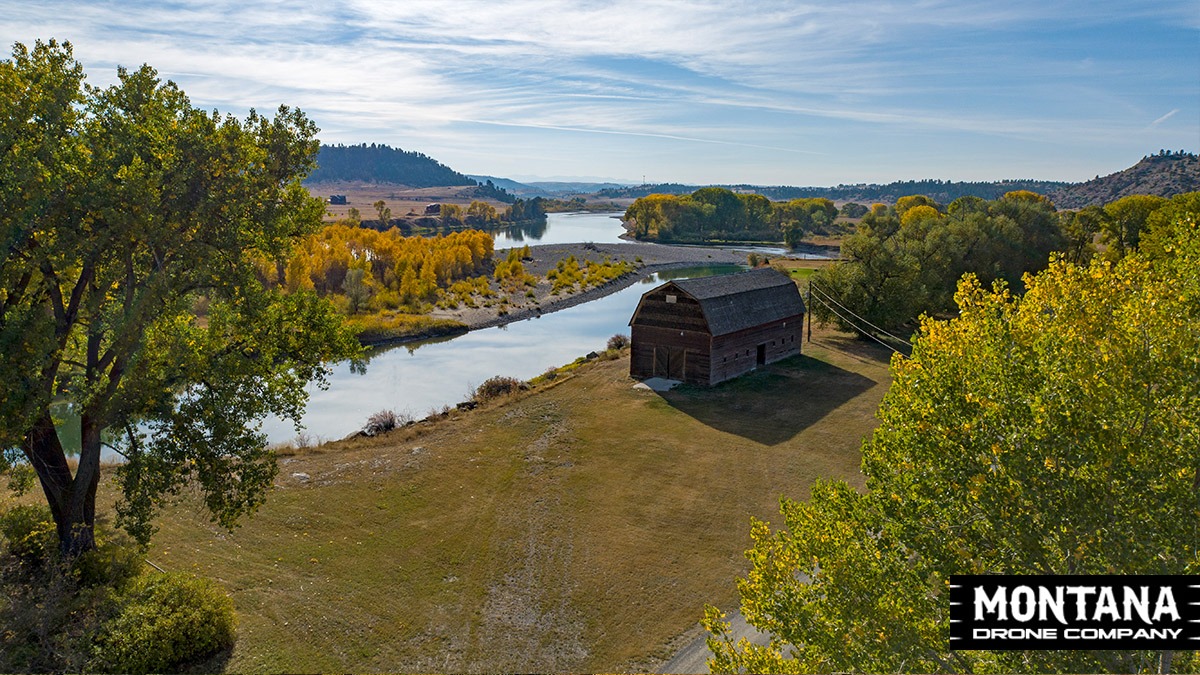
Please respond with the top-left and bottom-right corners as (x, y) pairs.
(373, 199), (391, 228)
(705, 214), (1200, 673)
(0, 40), (358, 555)
(1101, 194), (1168, 261)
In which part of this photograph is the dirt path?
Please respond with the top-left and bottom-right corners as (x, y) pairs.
(656, 610), (771, 674)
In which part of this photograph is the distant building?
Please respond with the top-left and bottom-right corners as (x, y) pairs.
(328, 194), (348, 205)
(629, 268), (805, 385)
(424, 203), (442, 215)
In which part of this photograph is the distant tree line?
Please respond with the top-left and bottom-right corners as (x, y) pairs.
(504, 197), (547, 223)
(472, 179), (517, 204)
(600, 179), (1071, 204)
(307, 143), (475, 186)
(624, 188), (839, 246)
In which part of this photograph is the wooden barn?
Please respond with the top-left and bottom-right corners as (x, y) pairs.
(628, 268), (806, 386)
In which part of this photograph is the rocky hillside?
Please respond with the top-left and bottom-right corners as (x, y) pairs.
(1049, 151), (1199, 208)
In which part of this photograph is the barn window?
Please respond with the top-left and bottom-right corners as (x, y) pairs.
(665, 294), (677, 303)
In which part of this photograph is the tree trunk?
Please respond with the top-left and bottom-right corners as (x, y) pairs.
(1159, 650), (1173, 675)
(22, 410), (99, 557)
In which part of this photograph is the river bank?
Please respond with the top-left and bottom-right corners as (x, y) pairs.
(430, 241), (748, 333)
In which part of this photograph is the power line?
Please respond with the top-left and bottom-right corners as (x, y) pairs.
(805, 290), (907, 355)
(809, 282), (913, 348)
(811, 283), (911, 347)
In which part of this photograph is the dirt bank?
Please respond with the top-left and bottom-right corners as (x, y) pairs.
(430, 241), (750, 331)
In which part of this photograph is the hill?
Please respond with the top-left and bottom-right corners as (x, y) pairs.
(307, 143), (476, 187)
(1048, 150), (1199, 208)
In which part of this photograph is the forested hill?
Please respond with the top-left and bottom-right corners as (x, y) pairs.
(306, 143), (475, 186)
(595, 178), (1072, 203)
(1048, 151), (1199, 208)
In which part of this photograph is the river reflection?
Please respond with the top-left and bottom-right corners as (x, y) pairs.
(260, 264), (743, 445)
(490, 211), (627, 249)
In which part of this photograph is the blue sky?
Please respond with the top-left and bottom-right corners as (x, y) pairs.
(3, 1), (1197, 185)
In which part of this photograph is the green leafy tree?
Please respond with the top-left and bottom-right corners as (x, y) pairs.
(705, 215), (1200, 673)
(840, 202), (868, 219)
(1141, 191), (1200, 259)
(341, 267), (371, 314)
(811, 193), (1063, 334)
(372, 199), (391, 228)
(692, 187), (744, 231)
(947, 195), (988, 216)
(1101, 194), (1167, 260)
(0, 40), (358, 555)
(1099, 194), (1166, 260)
(1059, 205), (1107, 264)
(895, 194), (941, 217)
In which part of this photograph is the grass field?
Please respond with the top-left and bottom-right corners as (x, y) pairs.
(140, 326), (892, 672)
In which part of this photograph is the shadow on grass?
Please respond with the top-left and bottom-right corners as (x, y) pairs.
(659, 353), (878, 446)
(182, 644), (234, 674)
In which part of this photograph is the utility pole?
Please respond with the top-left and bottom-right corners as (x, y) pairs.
(807, 280), (813, 342)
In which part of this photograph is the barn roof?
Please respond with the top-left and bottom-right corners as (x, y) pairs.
(643, 267), (806, 336)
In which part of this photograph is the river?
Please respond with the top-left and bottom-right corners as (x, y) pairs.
(60, 211), (816, 455)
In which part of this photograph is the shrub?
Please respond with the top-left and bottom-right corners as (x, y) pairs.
(0, 504), (57, 563)
(95, 572), (237, 674)
(606, 333), (631, 351)
(473, 375), (526, 402)
(363, 409), (412, 436)
(0, 513), (234, 674)
(363, 409), (399, 436)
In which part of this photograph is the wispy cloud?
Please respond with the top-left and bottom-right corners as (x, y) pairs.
(1, 0), (1196, 183)
(1150, 108), (1180, 127)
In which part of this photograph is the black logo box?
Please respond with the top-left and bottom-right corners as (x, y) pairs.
(949, 575), (1199, 650)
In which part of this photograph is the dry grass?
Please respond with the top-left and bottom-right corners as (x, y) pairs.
(305, 182), (508, 223)
(133, 326), (893, 672)
(772, 257), (834, 283)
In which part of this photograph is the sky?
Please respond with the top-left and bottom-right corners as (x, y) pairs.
(2, 1), (1197, 186)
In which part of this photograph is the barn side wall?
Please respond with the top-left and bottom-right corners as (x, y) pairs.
(709, 315), (804, 385)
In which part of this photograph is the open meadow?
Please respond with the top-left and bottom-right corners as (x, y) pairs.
(140, 326), (893, 672)
(305, 182), (512, 223)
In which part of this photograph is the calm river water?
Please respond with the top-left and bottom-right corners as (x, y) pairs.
(491, 211), (628, 248)
(260, 263), (741, 445)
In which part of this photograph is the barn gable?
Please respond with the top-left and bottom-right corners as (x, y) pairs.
(629, 268), (806, 385)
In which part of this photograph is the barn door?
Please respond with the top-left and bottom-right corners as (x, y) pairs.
(654, 346), (686, 379)
(670, 348), (686, 379)
(654, 346), (669, 377)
